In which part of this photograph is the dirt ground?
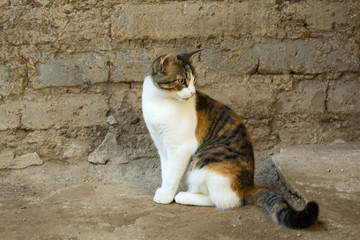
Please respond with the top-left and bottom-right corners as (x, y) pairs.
(0, 150), (354, 240)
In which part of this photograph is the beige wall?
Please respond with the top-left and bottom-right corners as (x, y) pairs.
(0, 0), (359, 163)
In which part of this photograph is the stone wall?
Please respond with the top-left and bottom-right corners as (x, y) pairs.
(0, 0), (359, 164)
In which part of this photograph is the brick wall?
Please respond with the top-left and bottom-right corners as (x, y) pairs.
(0, 0), (359, 163)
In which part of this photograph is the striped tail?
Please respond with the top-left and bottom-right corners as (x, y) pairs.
(251, 188), (319, 229)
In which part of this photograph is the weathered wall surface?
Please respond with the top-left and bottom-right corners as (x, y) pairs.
(0, 0), (359, 164)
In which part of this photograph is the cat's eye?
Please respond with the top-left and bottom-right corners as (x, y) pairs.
(178, 78), (186, 85)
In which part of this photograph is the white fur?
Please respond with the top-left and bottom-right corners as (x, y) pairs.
(176, 74), (196, 100)
(142, 75), (198, 204)
(142, 74), (240, 209)
(175, 169), (240, 209)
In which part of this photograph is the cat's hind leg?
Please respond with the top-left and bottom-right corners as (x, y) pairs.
(175, 168), (241, 209)
(175, 169), (214, 207)
(206, 170), (241, 210)
(175, 192), (214, 206)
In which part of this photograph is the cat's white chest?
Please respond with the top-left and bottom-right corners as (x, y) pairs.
(142, 76), (198, 153)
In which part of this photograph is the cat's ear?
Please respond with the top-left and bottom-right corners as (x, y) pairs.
(180, 49), (203, 62)
(160, 52), (178, 74)
(151, 52), (177, 75)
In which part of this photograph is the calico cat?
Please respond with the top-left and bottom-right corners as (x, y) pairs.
(142, 50), (319, 229)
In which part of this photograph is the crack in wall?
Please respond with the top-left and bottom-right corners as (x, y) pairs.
(324, 80), (330, 113)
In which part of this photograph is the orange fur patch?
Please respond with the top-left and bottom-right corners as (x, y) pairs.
(195, 110), (208, 145)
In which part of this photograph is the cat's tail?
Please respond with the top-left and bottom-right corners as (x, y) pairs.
(248, 188), (319, 229)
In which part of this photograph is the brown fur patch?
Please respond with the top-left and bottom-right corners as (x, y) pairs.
(160, 52), (180, 75)
(217, 121), (238, 137)
(226, 108), (254, 145)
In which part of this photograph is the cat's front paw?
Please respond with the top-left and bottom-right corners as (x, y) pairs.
(153, 188), (174, 204)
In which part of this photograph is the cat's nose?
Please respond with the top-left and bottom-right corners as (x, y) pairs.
(190, 91), (196, 96)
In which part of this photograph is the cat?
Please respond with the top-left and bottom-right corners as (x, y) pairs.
(141, 50), (319, 229)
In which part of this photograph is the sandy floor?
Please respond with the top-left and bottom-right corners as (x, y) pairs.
(0, 150), (355, 240)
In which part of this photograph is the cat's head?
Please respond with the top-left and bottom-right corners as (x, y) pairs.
(150, 50), (202, 101)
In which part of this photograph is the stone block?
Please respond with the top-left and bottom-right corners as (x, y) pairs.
(254, 39), (359, 74)
(0, 151), (43, 170)
(245, 118), (276, 150)
(63, 139), (93, 161)
(0, 66), (10, 86)
(7, 152), (43, 169)
(0, 0), (10, 7)
(282, 1), (352, 33)
(201, 45), (258, 75)
(269, 75), (294, 92)
(3, 6), (58, 45)
(21, 94), (109, 130)
(0, 100), (21, 130)
(202, 38), (359, 76)
(273, 114), (360, 146)
(277, 80), (327, 114)
(201, 75), (274, 118)
(275, 117), (326, 145)
(55, 8), (111, 46)
(111, 88), (146, 135)
(3, 6), (110, 46)
(111, 50), (152, 82)
(328, 80), (360, 114)
(0, 151), (14, 169)
(0, 46), (28, 95)
(111, 2), (282, 41)
(29, 53), (109, 89)
(88, 131), (128, 165)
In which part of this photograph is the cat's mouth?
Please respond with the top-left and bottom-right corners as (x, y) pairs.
(181, 97), (191, 100)
(177, 91), (196, 101)
(179, 95), (194, 101)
